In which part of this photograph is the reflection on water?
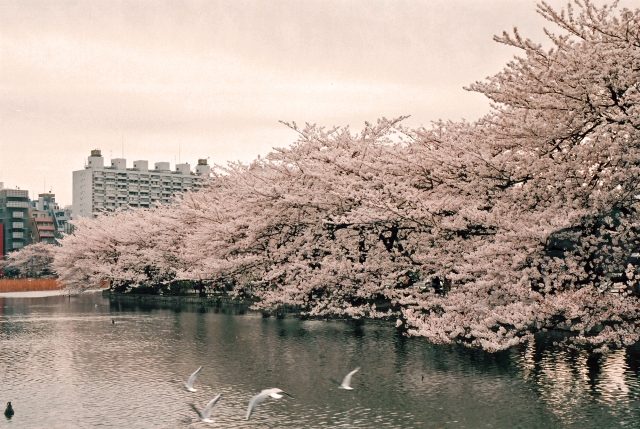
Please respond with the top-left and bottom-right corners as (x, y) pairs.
(515, 335), (640, 428)
(0, 293), (639, 428)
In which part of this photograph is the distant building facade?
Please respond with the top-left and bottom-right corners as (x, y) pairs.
(0, 183), (30, 255)
(72, 150), (211, 218)
(28, 208), (55, 244)
(30, 193), (73, 239)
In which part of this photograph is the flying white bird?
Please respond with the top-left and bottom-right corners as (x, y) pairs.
(190, 393), (222, 423)
(184, 366), (202, 392)
(339, 367), (360, 390)
(246, 388), (293, 420)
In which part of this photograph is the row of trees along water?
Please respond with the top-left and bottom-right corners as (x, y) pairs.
(4, 1), (640, 353)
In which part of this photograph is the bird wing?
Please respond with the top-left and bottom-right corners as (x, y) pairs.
(341, 367), (360, 387)
(202, 394), (222, 419)
(274, 388), (293, 398)
(246, 391), (268, 420)
(329, 378), (342, 386)
(185, 366), (202, 389)
(189, 403), (202, 420)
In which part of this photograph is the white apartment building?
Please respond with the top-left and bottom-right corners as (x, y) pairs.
(72, 150), (211, 218)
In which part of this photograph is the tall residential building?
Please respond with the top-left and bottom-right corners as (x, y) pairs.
(72, 150), (211, 218)
(0, 183), (30, 255)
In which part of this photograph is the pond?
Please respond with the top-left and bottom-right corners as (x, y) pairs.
(0, 292), (639, 428)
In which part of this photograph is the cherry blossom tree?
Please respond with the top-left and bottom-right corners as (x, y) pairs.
(1, 242), (56, 278)
(404, 0), (640, 352)
(179, 118), (437, 317)
(53, 207), (198, 293)
(53, 1), (640, 352)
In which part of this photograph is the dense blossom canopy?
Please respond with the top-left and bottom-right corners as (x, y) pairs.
(1, 242), (56, 278)
(51, 1), (640, 352)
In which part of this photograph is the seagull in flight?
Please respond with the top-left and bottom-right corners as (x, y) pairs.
(190, 394), (221, 423)
(246, 388), (293, 420)
(338, 367), (360, 390)
(184, 366), (202, 392)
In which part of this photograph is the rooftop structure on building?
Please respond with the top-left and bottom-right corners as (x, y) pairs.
(0, 182), (30, 255)
(72, 150), (212, 219)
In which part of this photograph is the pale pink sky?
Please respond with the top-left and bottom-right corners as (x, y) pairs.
(1, 0), (638, 206)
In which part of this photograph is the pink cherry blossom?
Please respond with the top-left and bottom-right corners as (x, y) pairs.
(51, 1), (640, 352)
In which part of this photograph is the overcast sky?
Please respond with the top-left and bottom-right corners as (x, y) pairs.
(1, 0), (638, 206)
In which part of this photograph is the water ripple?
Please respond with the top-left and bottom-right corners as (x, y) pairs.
(0, 293), (638, 428)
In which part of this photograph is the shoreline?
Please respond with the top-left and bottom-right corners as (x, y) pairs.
(0, 289), (105, 298)
(0, 290), (67, 298)
(105, 290), (304, 317)
(106, 290), (258, 307)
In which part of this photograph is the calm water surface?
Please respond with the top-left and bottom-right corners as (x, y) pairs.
(1, 292), (640, 428)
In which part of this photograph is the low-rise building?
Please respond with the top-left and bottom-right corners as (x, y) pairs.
(28, 208), (56, 245)
(30, 192), (73, 239)
(72, 150), (211, 218)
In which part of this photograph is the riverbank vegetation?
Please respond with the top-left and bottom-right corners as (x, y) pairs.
(29, 1), (640, 352)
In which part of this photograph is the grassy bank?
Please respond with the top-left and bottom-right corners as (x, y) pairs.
(0, 278), (63, 292)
